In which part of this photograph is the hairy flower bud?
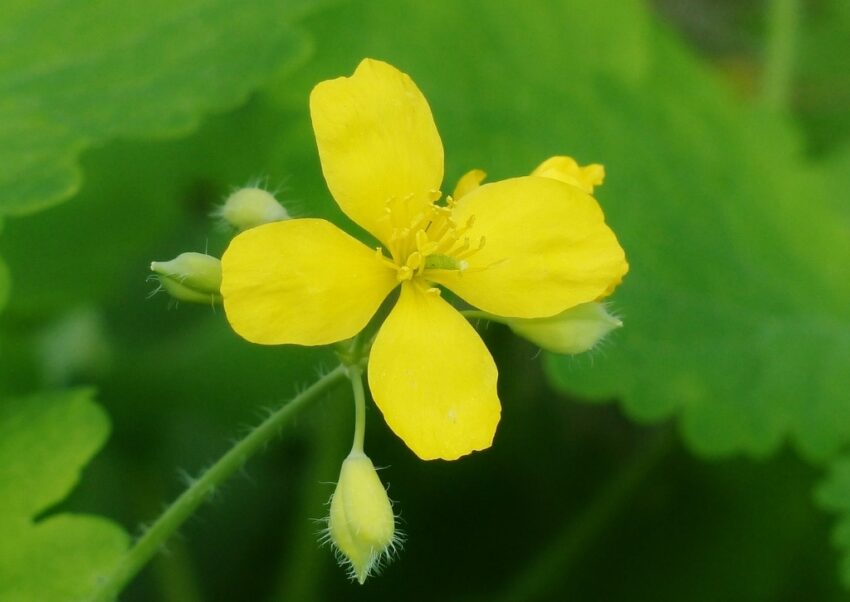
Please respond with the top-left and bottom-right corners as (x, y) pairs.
(325, 451), (399, 584)
(218, 187), (289, 231)
(150, 252), (222, 304)
(506, 302), (622, 354)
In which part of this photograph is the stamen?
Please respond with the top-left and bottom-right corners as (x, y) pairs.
(432, 231), (459, 255)
(455, 236), (485, 259)
(415, 230), (438, 256)
(381, 191), (488, 283)
(375, 247), (398, 270)
(451, 238), (470, 257)
(405, 252), (422, 271)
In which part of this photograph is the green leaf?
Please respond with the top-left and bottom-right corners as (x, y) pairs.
(819, 146), (850, 220)
(544, 82), (850, 461)
(0, 81), (349, 319)
(817, 455), (850, 589)
(0, 254), (9, 315)
(0, 389), (128, 602)
(276, 0), (850, 461)
(812, 147), (850, 588)
(0, 217), (8, 315)
(0, 0), (314, 216)
(797, 0), (850, 154)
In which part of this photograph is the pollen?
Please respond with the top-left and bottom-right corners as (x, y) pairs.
(376, 194), (485, 283)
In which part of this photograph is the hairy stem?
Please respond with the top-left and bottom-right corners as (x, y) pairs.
(87, 364), (348, 602)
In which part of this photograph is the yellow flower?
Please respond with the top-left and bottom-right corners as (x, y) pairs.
(220, 59), (628, 460)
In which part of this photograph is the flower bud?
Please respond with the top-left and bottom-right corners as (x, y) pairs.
(150, 252), (222, 304)
(218, 187), (289, 231)
(532, 155), (605, 194)
(451, 168), (487, 200)
(326, 451), (399, 584)
(506, 302), (621, 354)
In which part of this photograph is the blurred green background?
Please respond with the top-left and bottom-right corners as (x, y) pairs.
(1, 0), (849, 600)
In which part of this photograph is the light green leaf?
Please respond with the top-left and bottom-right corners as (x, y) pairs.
(0, 390), (128, 602)
(0, 0), (314, 216)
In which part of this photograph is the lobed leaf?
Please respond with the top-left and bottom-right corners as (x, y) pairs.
(0, 0), (314, 216)
(0, 389), (128, 602)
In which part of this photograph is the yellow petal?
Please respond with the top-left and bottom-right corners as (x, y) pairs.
(221, 218), (397, 345)
(451, 168), (487, 200)
(432, 176), (628, 318)
(368, 283), (500, 461)
(532, 155), (605, 194)
(310, 59), (444, 245)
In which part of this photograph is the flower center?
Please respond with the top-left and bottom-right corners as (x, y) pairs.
(375, 193), (485, 283)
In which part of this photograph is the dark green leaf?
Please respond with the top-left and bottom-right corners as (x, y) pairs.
(817, 454), (850, 589)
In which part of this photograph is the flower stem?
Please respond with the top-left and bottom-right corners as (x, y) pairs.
(761, 0), (800, 112)
(86, 364), (348, 602)
(348, 364), (367, 454)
